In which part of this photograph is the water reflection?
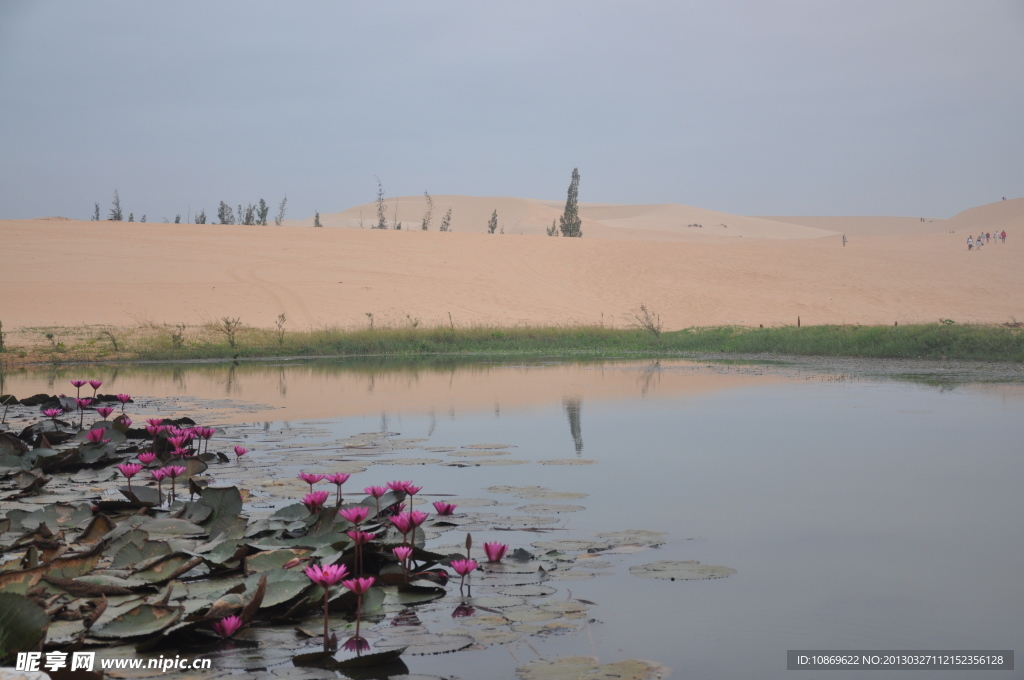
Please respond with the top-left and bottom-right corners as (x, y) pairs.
(563, 396), (584, 456)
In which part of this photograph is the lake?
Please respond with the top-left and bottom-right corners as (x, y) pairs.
(2, 358), (1021, 679)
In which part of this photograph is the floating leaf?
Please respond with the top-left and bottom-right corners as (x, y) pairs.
(133, 552), (198, 583)
(112, 539), (171, 570)
(0, 593), (49, 661)
(373, 628), (474, 655)
(629, 560), (736, 581)
(537, 459), (598, 465)
(197, 486), (243, 539)
(245, 548), (310, 575)
(90, 604), (183, 639)
(138, 518), (206, 538)
(515, 504), (586, 515)
(516, 655), (670, 680)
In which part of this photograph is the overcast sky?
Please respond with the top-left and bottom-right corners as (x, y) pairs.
(1, 1), (1022, 221)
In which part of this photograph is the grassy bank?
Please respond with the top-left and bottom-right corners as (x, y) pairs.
(2, 321), (1022, 367)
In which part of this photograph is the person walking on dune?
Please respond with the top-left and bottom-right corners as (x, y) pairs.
(842, 234), (847, 247)
(1001, 230), (1007, 243)
(967, 236), (973, 250)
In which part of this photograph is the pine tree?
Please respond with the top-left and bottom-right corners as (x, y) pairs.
(108, 189), (123, 221)
(128, 213), (134, 222)
(275, 196), (287, 226)
(195, 209), (207, 224)
(487, 210), (498, 234)
(559, 168), (582, 237)
(546, 219), (559, 236)
(375, 177), (388, 229)
(421, 191), (433, 231)
(92, 203), (100, 221)
(257, 199), (269, 226)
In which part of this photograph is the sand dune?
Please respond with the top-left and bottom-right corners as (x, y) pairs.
(295, 195), (836, 241)
(2, 196), (1021, 333)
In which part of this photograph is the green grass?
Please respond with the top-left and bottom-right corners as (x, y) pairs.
(5, 322), (1022, 366)
(126, 322), (1024, 363)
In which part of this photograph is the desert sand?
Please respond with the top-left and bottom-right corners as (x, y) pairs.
(1, 197), (1022, 332)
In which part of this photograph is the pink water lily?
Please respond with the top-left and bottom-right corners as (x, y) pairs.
(167, 435), (190, 450)
(451, 603), (476, 618)
(302, 490), (330, 514)
(338, 506), (369, 525)
(342, 576), (375, 595)
(346, 529), (373, 545)
(433, 501), (457, 515)
(70, 379), (87, 391)
(387, 480), (412, 493)
(326, 472), (350, 505)
(409, 510), (428, 529)
(75, 397), (92, 428)
(151, 467), (167, 499)
(234, 445), (248, 458)
(393, 545), (413, 580)
(43, 408), (62, 429)
(299, 472), (326, 492)
(88, 380), (103, 393)
(118, 415), (133, 428)
(85, 428), (108, 444)
(138, 452), (156, 465)
(450, 558), (477, 591)
(390, 514), (413, 544)
(146, 418), (164, 427)
(483, 542), (508, 563)
(116, 393), (131, 410)
(212, 615), (243, 639)
(304, 563), (349, 651)
(161, 465), (187, 499)
(304, 563), (349, 587)
(95, 406), (114, 420)
(364, 485), (388, 517)
(117, 462), (143, 493)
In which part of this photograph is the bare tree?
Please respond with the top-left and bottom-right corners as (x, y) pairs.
(629, 303), (662, 337)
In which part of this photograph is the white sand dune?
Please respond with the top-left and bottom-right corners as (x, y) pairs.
(2, 194), (1021, 332)
(294, 195), (835, 241)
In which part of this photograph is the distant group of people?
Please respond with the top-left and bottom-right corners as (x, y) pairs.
(967, 230), (1007, 250)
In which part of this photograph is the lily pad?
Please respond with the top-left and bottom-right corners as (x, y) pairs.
(516, 655), (670, 680)
(90, 604), (183, 639)
(629, 560), (736, 581)
(373, 628), (474, 655)
(537, 459), (598, 465)
(0, 592), (49, 660)
(515, 504), (586, 515)
(486, 486), (587, 501)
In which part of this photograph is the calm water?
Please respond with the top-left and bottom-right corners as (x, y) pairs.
(3, 359), (1022, 679)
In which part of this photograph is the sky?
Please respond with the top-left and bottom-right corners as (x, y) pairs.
(1, 0), (1022, 222)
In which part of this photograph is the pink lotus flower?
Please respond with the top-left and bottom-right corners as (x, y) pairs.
(171, 447), (189, 458)
(404, 483), (422, 496)
(151, 468), (167, 481)
(299, 472), (326, 492)
(365, 485), (388, 517)
(326, 472), (350, 485)
(162, 465), (187, 479)
(145, 425), (162, 438)
(342, 576), (375, 595)
(339, 506), (369, 525)
(118, 416), (133, 428)
(450, 558), (477, 591)
(118, 462), (143, 492)
(42, 407), (62, 418)
(387, 480), (412, 493)
(168, 435), (189, 449)
(346, 529), (374, 545)
(75, 397), (92, 408)
(390, 514), (413, 537)
(393, 545), (413, 564)
(88, 380), (103, 391)
(95, 406), (114, 419)
(116, 393), (131, 404)
(304, 563), (349, 587)
(433, 501), (457, 515)
(85, 428), (108, 444)
(146, 418), (164, 427)
(70, 379), (87, 389)
(409, 510), (428, 528)
(118, 462), (143, 478)
(302, 490), (330, 514)
(138, 452), (156, 465)
(212, 615), (243, 639)
(483, 542), (508, 563)
(234, 446), (248, 457)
